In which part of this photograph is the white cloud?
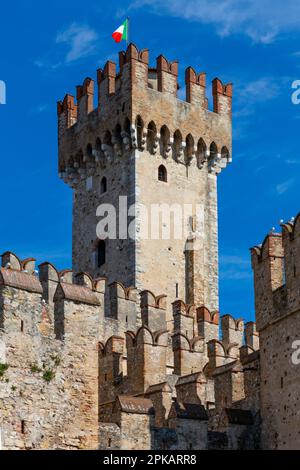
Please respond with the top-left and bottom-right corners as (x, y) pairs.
(34, 59), (61, 70)
(219, 255), (249, 268)
(56, 23), (98, 63)
(232, 77), (282, 128)
(131, 0), (300, 43)
(276, 178), (295, 195)
(219, 270), (252, 281)
(28, 104), (48, 116)
(237, 78), (280, 104)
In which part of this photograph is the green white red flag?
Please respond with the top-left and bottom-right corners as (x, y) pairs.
(112, 19), (128, 43)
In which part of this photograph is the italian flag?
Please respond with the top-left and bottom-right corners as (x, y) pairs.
(112, 19), (128, 43)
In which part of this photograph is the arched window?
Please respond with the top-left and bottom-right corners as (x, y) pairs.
(158, 165), (167, 182)
(210, 142), (218, 160)
(196, 138), (207, 168)
(114, 124), (122, 151)
(173, 130), (183, 161)
(95, 137), (105, 167)
(86, 143), (93, 160)
(95, 138), (102, 153)
(122, 117), (132, 150)
(100, 176), (107, 194)
(124, 117), (131, 135)
(147, 121), (157, 154)
(104, 130), (112, 146)
(97, 240), (106, 267)
(160, 125), (170, 158)
(185, 133), (194, 164)
(221, 145), (230, 164)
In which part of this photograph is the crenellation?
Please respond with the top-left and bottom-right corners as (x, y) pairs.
(57, 45), (232, 320)
(175, 372), (211, 407)
(144, 382), (173, 427)
(250, 214), (300, 449)
(99, 336), (125, 403)
(38, 262), (59, 306)
(245, 321), (259, 350)
(59, 268), (73, 284)
(156, 55), (178, 95)
(172, 300), (195, 339)
(3, 230), (296, 450)
(57, 94), (78, 139)
(185, 66), (206, 107)
(141, 290), (167, 331)
(0, 246), (265, 450)
(251, 232), (285, 331)
(108, 282), (139, 330)
(281, 214), (300, 313)
(1, 251), (22, 271)
(221, 315), (244, 349)
(76, 77), (94, 125)
(172, 333), (206, 376)
(125, 326), (168, 395)
(212, 360), (245, 410)
(58, 42), (232, 188)
(97, 61), (117, 101)
(197, 306), (219, 343)
(8, 40), (300, 450)
(212, 78), (233, 116)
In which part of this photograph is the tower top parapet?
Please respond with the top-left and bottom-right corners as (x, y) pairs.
(58, 43), (232, 129)
(57, 43), (232, 182)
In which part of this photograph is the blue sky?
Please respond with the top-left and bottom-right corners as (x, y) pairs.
(0, 0), (300, 321)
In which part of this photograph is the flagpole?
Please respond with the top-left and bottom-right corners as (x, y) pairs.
(126, 17), (130, 46)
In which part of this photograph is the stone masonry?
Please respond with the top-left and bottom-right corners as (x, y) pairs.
(0, 43), (300, 450)
(58, 43), (232, 320)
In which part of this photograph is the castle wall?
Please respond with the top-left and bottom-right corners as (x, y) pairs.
(7, 42), (297, 452)
(135, 148), (219, 317)
(119, 412), (153, 450)
(259, 315), (300, 449)
(0, 249), (263, 450)
(58, 44), (232, 320)
(169, 418), (207, 450)
(0, 258), (101, 450)
(72, 151), (137, 288)
(251, 217), (300, 449)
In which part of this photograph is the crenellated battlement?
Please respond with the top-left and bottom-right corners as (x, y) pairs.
(250, 212), (300, 449)
(58, 43), (232, 131)
(251, 212), (300, 331)
(205, 315), (259, 373)
(0, 250), (256, 354)
(0, 248), (260, 450)
(0, 250), (254, 363)
(57, 43), (232, 188)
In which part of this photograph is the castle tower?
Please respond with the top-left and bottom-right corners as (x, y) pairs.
(57, 44), (232, 317)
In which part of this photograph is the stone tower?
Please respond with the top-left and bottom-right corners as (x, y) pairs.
(57, 43), (232, 318)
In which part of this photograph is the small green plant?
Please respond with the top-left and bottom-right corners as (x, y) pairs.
(54, 357), (61, 366)
(0, 363), (9, 378)
(50, 355), (61, 366)
(11, 385), (16, 391)
(43, 369), (55, 383)
(30, 364), (42, 373)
